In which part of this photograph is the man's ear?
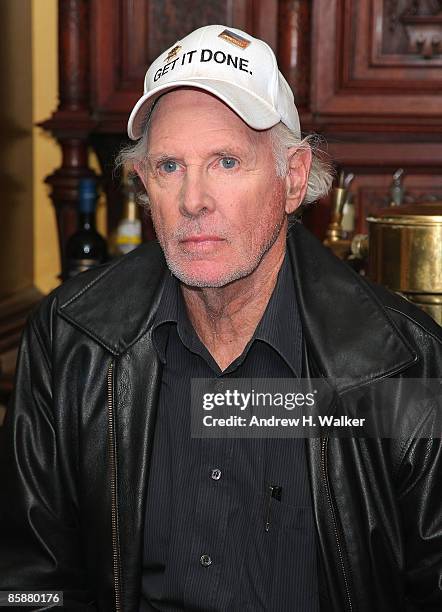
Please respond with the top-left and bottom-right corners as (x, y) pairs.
(284, 147), (312, 215)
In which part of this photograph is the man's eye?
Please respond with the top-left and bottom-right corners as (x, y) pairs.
(220, 157), (238, 170)
(160, 160), (178, 173)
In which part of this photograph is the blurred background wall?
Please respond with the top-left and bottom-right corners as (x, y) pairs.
(32, 0), (61, 295)
(0, 0), (106, 297)
(1, 0), (59, 296)
(0, 0), (105, 411)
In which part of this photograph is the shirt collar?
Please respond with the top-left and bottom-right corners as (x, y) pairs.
(151, 271), (179, 364)
(152, 253), (302, 376)
(251, 253), (302, 376)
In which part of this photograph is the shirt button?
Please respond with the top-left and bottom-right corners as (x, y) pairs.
(210, 468), (222, 481)
(200, 554), (212, 567)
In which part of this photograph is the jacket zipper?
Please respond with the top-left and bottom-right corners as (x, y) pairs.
(107, 361), (122, 612)
(321, 436), (353, 612)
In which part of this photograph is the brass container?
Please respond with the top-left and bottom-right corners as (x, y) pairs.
(367, 203), (442, 325)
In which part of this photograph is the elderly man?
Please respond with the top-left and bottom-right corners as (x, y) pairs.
(1, 24), (441, 612)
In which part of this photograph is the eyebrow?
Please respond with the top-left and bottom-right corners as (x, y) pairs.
(146, 145), (251, 163)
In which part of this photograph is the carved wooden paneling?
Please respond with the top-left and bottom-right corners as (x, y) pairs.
(380, 0), (442, 61)
(311, 0), (442, 122)
(147, 0), (238, 56)
(91, 0), (278, 127)
(277, 0), (311, 110)
(327, 140), (442, 171)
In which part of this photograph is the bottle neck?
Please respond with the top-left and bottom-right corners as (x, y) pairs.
(123, 197), (138, 222)
(79, 211), (96, 230)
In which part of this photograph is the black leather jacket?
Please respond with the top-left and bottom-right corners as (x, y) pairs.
(1, 223), (441, 612)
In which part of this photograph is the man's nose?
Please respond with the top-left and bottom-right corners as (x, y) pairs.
(179, 168), (216, 217)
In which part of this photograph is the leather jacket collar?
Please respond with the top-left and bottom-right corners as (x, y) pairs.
(58, 222), (417, 391)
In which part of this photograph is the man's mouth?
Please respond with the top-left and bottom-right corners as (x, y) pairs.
(180, 235), (224, 243)
(179, 235), (225, 252)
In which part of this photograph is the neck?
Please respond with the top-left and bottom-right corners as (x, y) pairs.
(180, 233), (286, 371)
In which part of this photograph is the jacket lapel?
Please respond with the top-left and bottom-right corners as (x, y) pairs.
(58, 241), (168, 356)
(287, 222), (417, 392)
(58, 223), (417, 387)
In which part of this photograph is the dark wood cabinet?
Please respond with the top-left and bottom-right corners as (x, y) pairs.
(311, 0), (442, 121)
(90, 0), (279, 124)
(42, 0), (442, 278)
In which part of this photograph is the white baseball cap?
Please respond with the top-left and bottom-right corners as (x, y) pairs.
(127, 24), (301, 140)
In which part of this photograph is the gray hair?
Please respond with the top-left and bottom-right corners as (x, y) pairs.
(116, 108), (334, 209)
(269, 123), (334, 205)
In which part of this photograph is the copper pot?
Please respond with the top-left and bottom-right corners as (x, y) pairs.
(367, 203), (442, 325)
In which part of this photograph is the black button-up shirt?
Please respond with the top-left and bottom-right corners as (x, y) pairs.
(139, 254), (319, 611)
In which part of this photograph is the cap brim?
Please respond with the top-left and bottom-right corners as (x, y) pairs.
(127, 78), (283, 140)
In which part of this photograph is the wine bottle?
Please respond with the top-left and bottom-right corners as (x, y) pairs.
(115, 174), (142, 255)
(65, 178), (108, 279)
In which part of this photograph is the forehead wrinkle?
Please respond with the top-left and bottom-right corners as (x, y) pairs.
(147, 129), (272, 171)
(147, 90), (272, 158)
(147, 128), (262, 163)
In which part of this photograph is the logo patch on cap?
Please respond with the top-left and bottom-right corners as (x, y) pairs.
(164, 45), (182, 62)
(218, 29), (251, 49)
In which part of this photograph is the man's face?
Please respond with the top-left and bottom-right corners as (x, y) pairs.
(138, 89), (290, 288)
